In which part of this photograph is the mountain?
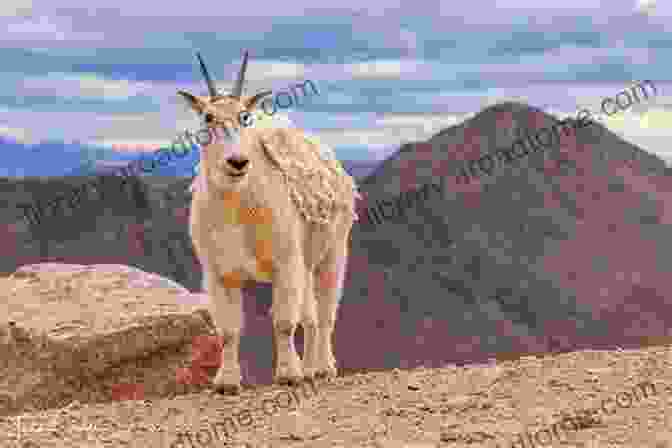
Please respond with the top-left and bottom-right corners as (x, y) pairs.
(344, 101), (672, 370)
(0, 138), (125, 178)
(2, 101), (671, 385)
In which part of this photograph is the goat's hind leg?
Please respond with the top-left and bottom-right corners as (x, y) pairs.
(301, 270), (319, 380)
(207, 269), (245, 394)
(314, 242), (347, 379)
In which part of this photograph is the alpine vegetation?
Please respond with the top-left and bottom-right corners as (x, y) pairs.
(182, 50), (360, 393)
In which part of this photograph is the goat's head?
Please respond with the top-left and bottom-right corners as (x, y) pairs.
(178, 51), (272, 190)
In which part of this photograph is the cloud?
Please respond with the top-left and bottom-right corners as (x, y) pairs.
(638, 108), (670, 130)
(346, 60), (421, 79)
(22, 0), (653, 25)
(21, 73), (153, 101)
(635, 0), (656, 14)
(0, 0), (31, 17)
(0, 103), (201, 146)
(374, 113), (468, 133)
(240, 61), (307, 82)
(285, 45), (653, 85)
(89, 139), (176, 153)
(0, 1), (665, 59)
(550, 103), (672, 162)
(0, 2), (666, 179)
(599, 105), (671, 136)
(0, 125), (35, 144)
(311, 112), (471, 155)
(2, 15), (105, 44)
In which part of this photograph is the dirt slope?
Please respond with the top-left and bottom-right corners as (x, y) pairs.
(0, 343), (671, 448)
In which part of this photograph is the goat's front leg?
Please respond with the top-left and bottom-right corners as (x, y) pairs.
(271, 256), (304, 385)
(207, 269), (244, 394)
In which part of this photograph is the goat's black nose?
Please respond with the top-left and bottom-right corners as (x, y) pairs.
(227, 158), (249, 171)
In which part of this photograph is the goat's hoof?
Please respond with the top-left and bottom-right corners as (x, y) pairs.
(302, 367), (318, 380)
(314, 360), (337, 379)
(213, 368), (242, 395)
(213, 383), (242, 395)
(274, 365), (304, 386)
(315, 367), (337, 379)
(274, 376), (303, 387)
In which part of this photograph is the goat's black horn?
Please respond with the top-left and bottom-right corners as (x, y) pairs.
(231, 50), (249, 99)
(196, 51), (218, 98)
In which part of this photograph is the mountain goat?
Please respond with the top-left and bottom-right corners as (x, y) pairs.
(179, 51), (359, 393)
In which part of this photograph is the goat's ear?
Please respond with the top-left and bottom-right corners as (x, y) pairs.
(244, 90), (273, 110)
(178, 90), (206, 113)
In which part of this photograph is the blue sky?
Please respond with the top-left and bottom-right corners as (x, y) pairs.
(0, 0), (669, 177)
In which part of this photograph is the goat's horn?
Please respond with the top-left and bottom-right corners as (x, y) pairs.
(196, 52), (218, 98)
(231, 50), (249, 99)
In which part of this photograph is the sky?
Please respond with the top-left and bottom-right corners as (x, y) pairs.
(0, 0), (670, 177)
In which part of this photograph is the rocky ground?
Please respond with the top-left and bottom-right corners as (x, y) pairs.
(1, 264), (671, 448)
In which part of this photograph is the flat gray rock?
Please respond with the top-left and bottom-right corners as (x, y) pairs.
(0, 263), (215, 411)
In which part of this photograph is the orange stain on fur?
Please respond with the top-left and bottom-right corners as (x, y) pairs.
(256, 258), (274, 278)
(220, 271), (244, 288)
(254, 238), (273, 261)
(240, 206), (273, 225)
(221, 190), (242, 206)
(319, 270), (338, 290)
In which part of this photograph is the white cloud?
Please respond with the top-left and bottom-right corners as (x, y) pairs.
(374, 113), (469, 134)
(0, 104), (199, 146)
(564, 105), (672, 162)
(0, 0), (32, 17)
(86, 139), (174, 153)
(290, 47), (652, 85)
(72, 106), (470, 160)
(241, 61), (307, 82)
(312, 112), (469, 156)
(21, 73), (153, 101)
(0, 125), (36, 144)
(3, 15), (105, 42)
(635, 0), (656, 14)
(344, 60), (425, 79)
(172, 59), (322, 100)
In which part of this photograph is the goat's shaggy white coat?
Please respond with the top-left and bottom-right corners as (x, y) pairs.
(179, 89), (358, 392)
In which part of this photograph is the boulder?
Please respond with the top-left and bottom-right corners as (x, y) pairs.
(0, 264), (215, 415)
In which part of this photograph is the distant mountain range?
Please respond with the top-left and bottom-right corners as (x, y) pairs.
(88, 158), (381, 182)
(0, 137), (382, 181)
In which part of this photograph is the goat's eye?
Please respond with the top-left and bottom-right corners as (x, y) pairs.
(239, 110), (255, 128)
(204, 113), (215, 124)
